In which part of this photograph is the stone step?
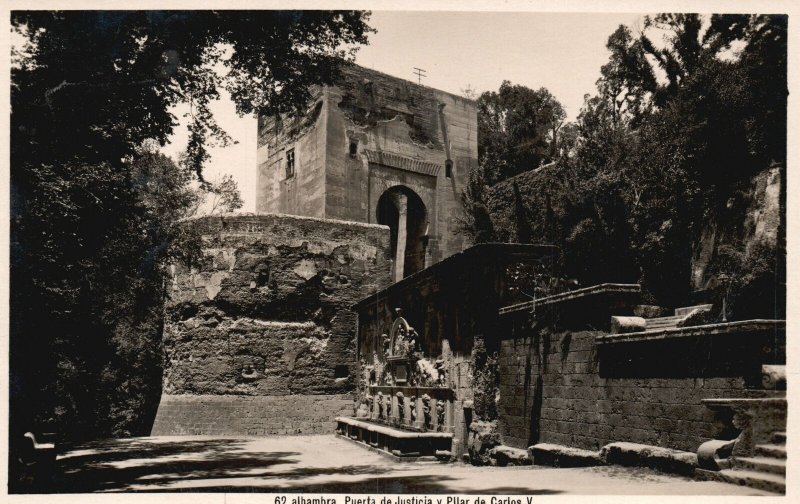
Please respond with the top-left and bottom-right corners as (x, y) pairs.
(732, 456), (786, 476)
(754, 443), (786, 459)
(646, 316), (682, 323)
(674, 304), (713, 317)
(772, 431), (786, 444)
(647, 323), (682, 328)
(696, 468), (785, 494)
(645, 317), (682, 329)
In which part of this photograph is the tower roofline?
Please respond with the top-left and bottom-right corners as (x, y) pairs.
(339, 62), (478, 105)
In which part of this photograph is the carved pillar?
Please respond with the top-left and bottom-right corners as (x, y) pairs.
(390, 192), (408, 283)
(390, 394), (400, 423)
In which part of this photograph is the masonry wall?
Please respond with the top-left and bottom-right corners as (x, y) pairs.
(151, 214), (391, 435)
(497, 319), (783, 453)
(151, 394), (353, 436)
(256, 90), (328, 217)
(257, 65), (477, 265)
(324, 65), (476, 263)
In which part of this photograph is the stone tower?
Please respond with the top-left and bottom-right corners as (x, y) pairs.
(256, 64), (478, 282)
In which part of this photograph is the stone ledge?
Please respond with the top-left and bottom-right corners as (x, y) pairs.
(182, 212), (391, 232)
(529, 443), (603, 467)
(702, 396), (787, 409)
(490, 445), (531, 466)
(335, 417), (452, 439)
(529, 441), (697, 475)
(499, 283), (641, 316)
(596, 319), (785, 345)
(600, 442), (697, 475)
(335, 434), (438, 463)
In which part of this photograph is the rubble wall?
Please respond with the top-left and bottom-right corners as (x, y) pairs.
(151, 214), (391, 435)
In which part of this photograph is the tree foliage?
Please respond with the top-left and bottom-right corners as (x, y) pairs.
(11, 10), (372, 439)
(464, 14), (786, 312)
(477, 81), (566, 185)
(12, 10), (372, 179)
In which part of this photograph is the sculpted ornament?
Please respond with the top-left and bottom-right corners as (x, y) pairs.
(388, 310), (419, 359)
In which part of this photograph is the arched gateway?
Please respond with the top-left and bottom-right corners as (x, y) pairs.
(376, 186), (428, 282)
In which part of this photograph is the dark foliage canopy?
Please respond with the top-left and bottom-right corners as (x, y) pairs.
(477, 81), (566, 185)
(464, 14), (786, 314)
(10, 10), (373, 439)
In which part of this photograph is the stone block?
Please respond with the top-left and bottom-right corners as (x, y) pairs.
(528, 443), (604, 467)
(600, 441), (697, 475)
(610, 316), (647, 334)
(633, 305), (670, 318)
(490, 445), (532, 466)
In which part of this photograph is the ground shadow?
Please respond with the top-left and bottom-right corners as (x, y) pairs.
(53, 438), (301, 493)
(49, 436), (566, 494)
(134, 473), (564, 494)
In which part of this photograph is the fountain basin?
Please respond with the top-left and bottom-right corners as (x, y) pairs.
(336, 416), (453, 460)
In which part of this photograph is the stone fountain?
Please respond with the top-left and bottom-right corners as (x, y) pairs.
(336, 309), (455, 460)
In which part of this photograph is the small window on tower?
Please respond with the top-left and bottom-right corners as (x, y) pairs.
(445, 159), (453, 178)
(349, 140), (358, 157)
(285, 149), (295, 179)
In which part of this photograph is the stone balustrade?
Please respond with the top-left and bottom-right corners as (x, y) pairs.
(368, 386), (455, 433)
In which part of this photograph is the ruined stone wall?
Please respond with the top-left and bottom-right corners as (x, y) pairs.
(497, 322), (783, 453)
(151, 214), (391, 436)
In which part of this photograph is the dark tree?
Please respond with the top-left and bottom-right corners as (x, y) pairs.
(10, 10), (373, 440)
(461, 14), (786, 312)
(477, 81), (566, 185)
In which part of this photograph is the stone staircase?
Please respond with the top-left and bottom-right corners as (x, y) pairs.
(644, 304), (712, 332)
(610, 304), (714, 335)
(696, 396), (787, 494)
(644, 315), (684, 331)
(698, 430), (786, 494)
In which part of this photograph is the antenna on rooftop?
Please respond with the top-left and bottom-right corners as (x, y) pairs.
(413, 67), (427, 85)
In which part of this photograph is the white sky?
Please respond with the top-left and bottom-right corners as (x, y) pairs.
(162, 11), (646, 212)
